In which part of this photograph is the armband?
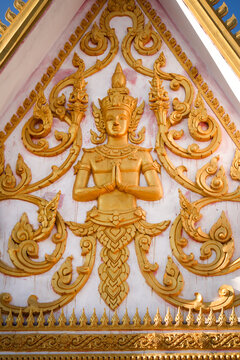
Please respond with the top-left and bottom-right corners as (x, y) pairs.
(142, 160), (161, 174)
(74, 161), (91, 174)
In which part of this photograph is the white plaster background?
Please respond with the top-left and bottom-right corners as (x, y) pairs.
(0, 0), (239, 321)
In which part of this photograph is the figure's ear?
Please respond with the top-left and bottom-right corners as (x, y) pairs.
(91, 102), (106, 144)
(128, 101), (145, 144)
(130, 101), (145, 130)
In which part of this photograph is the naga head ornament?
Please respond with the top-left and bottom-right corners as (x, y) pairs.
(91, 63), (145, 144)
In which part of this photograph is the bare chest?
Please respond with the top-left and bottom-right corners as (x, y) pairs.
(90, 156), (141, 174)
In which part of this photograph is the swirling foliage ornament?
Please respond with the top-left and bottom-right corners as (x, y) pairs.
(79, 2), (121, 79)
(0, 194), (67, 277)
(52, 234), (96, 296)
(22, 89), (53, 155)
(134, 22), (161, 56)
(188, 93), (219, 142)
(0, 56), (89, 312)
(196, 157), (228, 196)
(147, 54), (240, 310)
(3, 330), (240, 351)
(22, 55), (88, 158)
(121, 9), (162, 78)
(18, 56), (88, 195)
(165, 93), (221, 159)
(80, 23), (108, 56)
(149, 63), (229, 198)
(134, 220), (184, 296)
(150, 65), (221, 160)
(169, 191), (240, 277)
(0, 222), (96, 314)
(0, 154), (31, 195)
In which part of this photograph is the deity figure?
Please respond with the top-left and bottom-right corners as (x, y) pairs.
(71, 63), (169, 310)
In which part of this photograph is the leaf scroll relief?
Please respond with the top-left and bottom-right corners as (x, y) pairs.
(0, 54), (95, 314)
(1, 0), (240, 317)
(17, 53), (88, 195)
(0, 193), (67, 277)
(170, 190), (240, 277)
(148, 58), (225, 196)
(147, 58), (240, 310)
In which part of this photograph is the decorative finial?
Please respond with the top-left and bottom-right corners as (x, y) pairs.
(112, 63), (126, 89)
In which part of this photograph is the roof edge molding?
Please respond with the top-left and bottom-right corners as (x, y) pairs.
(0, 0), (52, 68)
(182, 0), (240, 78)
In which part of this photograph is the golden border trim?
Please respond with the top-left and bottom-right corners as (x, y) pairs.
(1, 332), (240, 351)
(182, 0), (240, 78)
(0, 354), (239, 360)
(0, 0), (53, 68)
(137, 0), (240, 150)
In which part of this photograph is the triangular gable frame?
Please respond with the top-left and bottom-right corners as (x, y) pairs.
(0, 0), (240, 357)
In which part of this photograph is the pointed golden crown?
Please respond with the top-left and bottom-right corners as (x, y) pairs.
(99, 63), (137, 114)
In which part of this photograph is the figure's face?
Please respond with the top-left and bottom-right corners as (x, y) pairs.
(104, 108), (131, 137)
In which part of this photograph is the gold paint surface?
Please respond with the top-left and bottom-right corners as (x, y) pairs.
(0, 0), (240, 355)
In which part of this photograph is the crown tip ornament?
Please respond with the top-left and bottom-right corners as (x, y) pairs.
(99, 62), (136, 114)
(112, 63), (127, 89)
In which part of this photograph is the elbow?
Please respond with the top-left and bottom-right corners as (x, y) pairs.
(73, 189), (85, 202)
(72, 190), (79, 201)
(154, 187), (163, 201)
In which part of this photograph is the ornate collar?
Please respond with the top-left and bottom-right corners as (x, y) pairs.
(95, 144), (138, 160)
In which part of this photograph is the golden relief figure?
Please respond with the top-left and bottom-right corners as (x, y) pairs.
(68, 63), (170, 310)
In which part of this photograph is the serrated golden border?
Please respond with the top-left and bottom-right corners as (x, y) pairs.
(0, 306), (239, 331)
(182, 0), (240, 78)
(0, 0), (53, 68)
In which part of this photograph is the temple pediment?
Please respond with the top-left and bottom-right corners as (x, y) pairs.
(0, 0), (240, 358)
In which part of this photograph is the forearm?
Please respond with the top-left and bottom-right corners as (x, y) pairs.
(124, 185), (162, 201)
(73, 186), (106, 202)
